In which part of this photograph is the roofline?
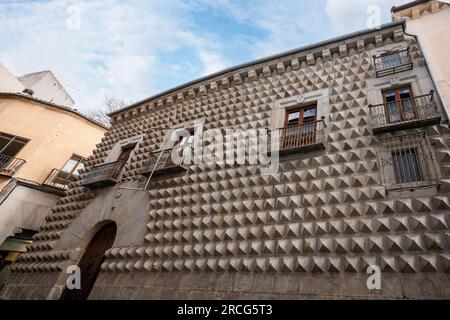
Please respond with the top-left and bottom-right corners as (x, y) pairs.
(0, 92), (108, 130)
(109, 20), (406, 116)
(391, 0), (430, 12)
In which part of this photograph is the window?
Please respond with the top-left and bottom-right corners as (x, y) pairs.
(378, 132), (439, 190)
(391, 148), (423, 184)
(0, 133), (28, 175)
(383, 86), (415, 124)
(283, 105), (317, 148)
(60, 155), (84, 176)
(374, 49), (412, 78)
(380, 51), (402, 70)
(0, 132), (28, 157)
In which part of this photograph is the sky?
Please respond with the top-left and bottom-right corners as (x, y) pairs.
(0, 0), (406, 114)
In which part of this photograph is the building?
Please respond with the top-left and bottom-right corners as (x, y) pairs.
(392, 0), (450, 115)
(2, 19), (450, 299)
(18, 70), (76, 108)
(0, 64), (106, 288)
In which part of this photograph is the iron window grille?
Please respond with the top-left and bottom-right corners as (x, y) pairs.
(378, 132), (439, 190)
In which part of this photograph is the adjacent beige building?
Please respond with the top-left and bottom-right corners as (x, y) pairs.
(392, 0), (450, 114)
(0, 64), (106, 289)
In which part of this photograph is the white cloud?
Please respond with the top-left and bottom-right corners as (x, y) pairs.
(198, 50), (230, 76)
(191, 0), (336, 57)
(0, 0), (408, 116)
(0, 0), (228, 113)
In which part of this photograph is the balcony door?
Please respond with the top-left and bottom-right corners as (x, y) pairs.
(283, 105), (317, 149)
(53, 155), (84, 187)
(114, 145), (135, 178)
(383, 86), (415, 124)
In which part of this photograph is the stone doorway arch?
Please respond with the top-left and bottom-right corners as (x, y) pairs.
(60, 221), (116, 300)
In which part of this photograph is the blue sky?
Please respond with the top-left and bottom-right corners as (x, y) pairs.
(0, 0), (405, 113)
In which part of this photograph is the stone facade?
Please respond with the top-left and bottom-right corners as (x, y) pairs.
(2, 21), (450, 299)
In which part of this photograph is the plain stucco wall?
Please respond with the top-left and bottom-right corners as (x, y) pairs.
(0, 184), (59, 243)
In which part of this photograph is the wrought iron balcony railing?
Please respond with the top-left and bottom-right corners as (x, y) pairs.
(42, 169), (76, 190)
(0, 154), (26, 177)
(269, 118), (326, 155)
(369, 92), (441, 134)
(81, 161), (124, 188)
(141, 146), (192, 178)
(373, 49), (413, 77)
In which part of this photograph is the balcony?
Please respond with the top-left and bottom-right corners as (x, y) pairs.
(0, 154), (26, 177)
(369, 92), (441, 134)
(374, 49), (413, 77)
(269, 118), (326, 155)
(81, 161), (124, 189)
(141, 147), (191, 178)
(42, 169), (76, 191)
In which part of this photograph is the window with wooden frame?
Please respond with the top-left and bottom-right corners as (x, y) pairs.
(49, 154), (85, 186)
(382, 85), (416, 124)
(60, 155), (84, 176)
(282, 105), (317, 149)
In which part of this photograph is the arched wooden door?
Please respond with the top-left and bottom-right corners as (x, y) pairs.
(60, 222), (116, 300)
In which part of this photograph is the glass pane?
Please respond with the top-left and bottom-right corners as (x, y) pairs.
(61, 159), (78, 173)
(406, 150), (422, 182)
(303, 108), (316, 118)
(392, 149), (422, 184)
(387, 102), (400, 123)
(2, 139), (26, 157)
(0, 136), (11, 151)
(401, 99), (415, 120)
(399, 88), (411, 99)
(384, 92), (396, 102)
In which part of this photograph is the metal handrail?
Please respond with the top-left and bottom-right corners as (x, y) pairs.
(142, 145), (193, 175)
(42, 168), (76, 190)
(82, 161), (125, 186)
(269, 118), (326, 151)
